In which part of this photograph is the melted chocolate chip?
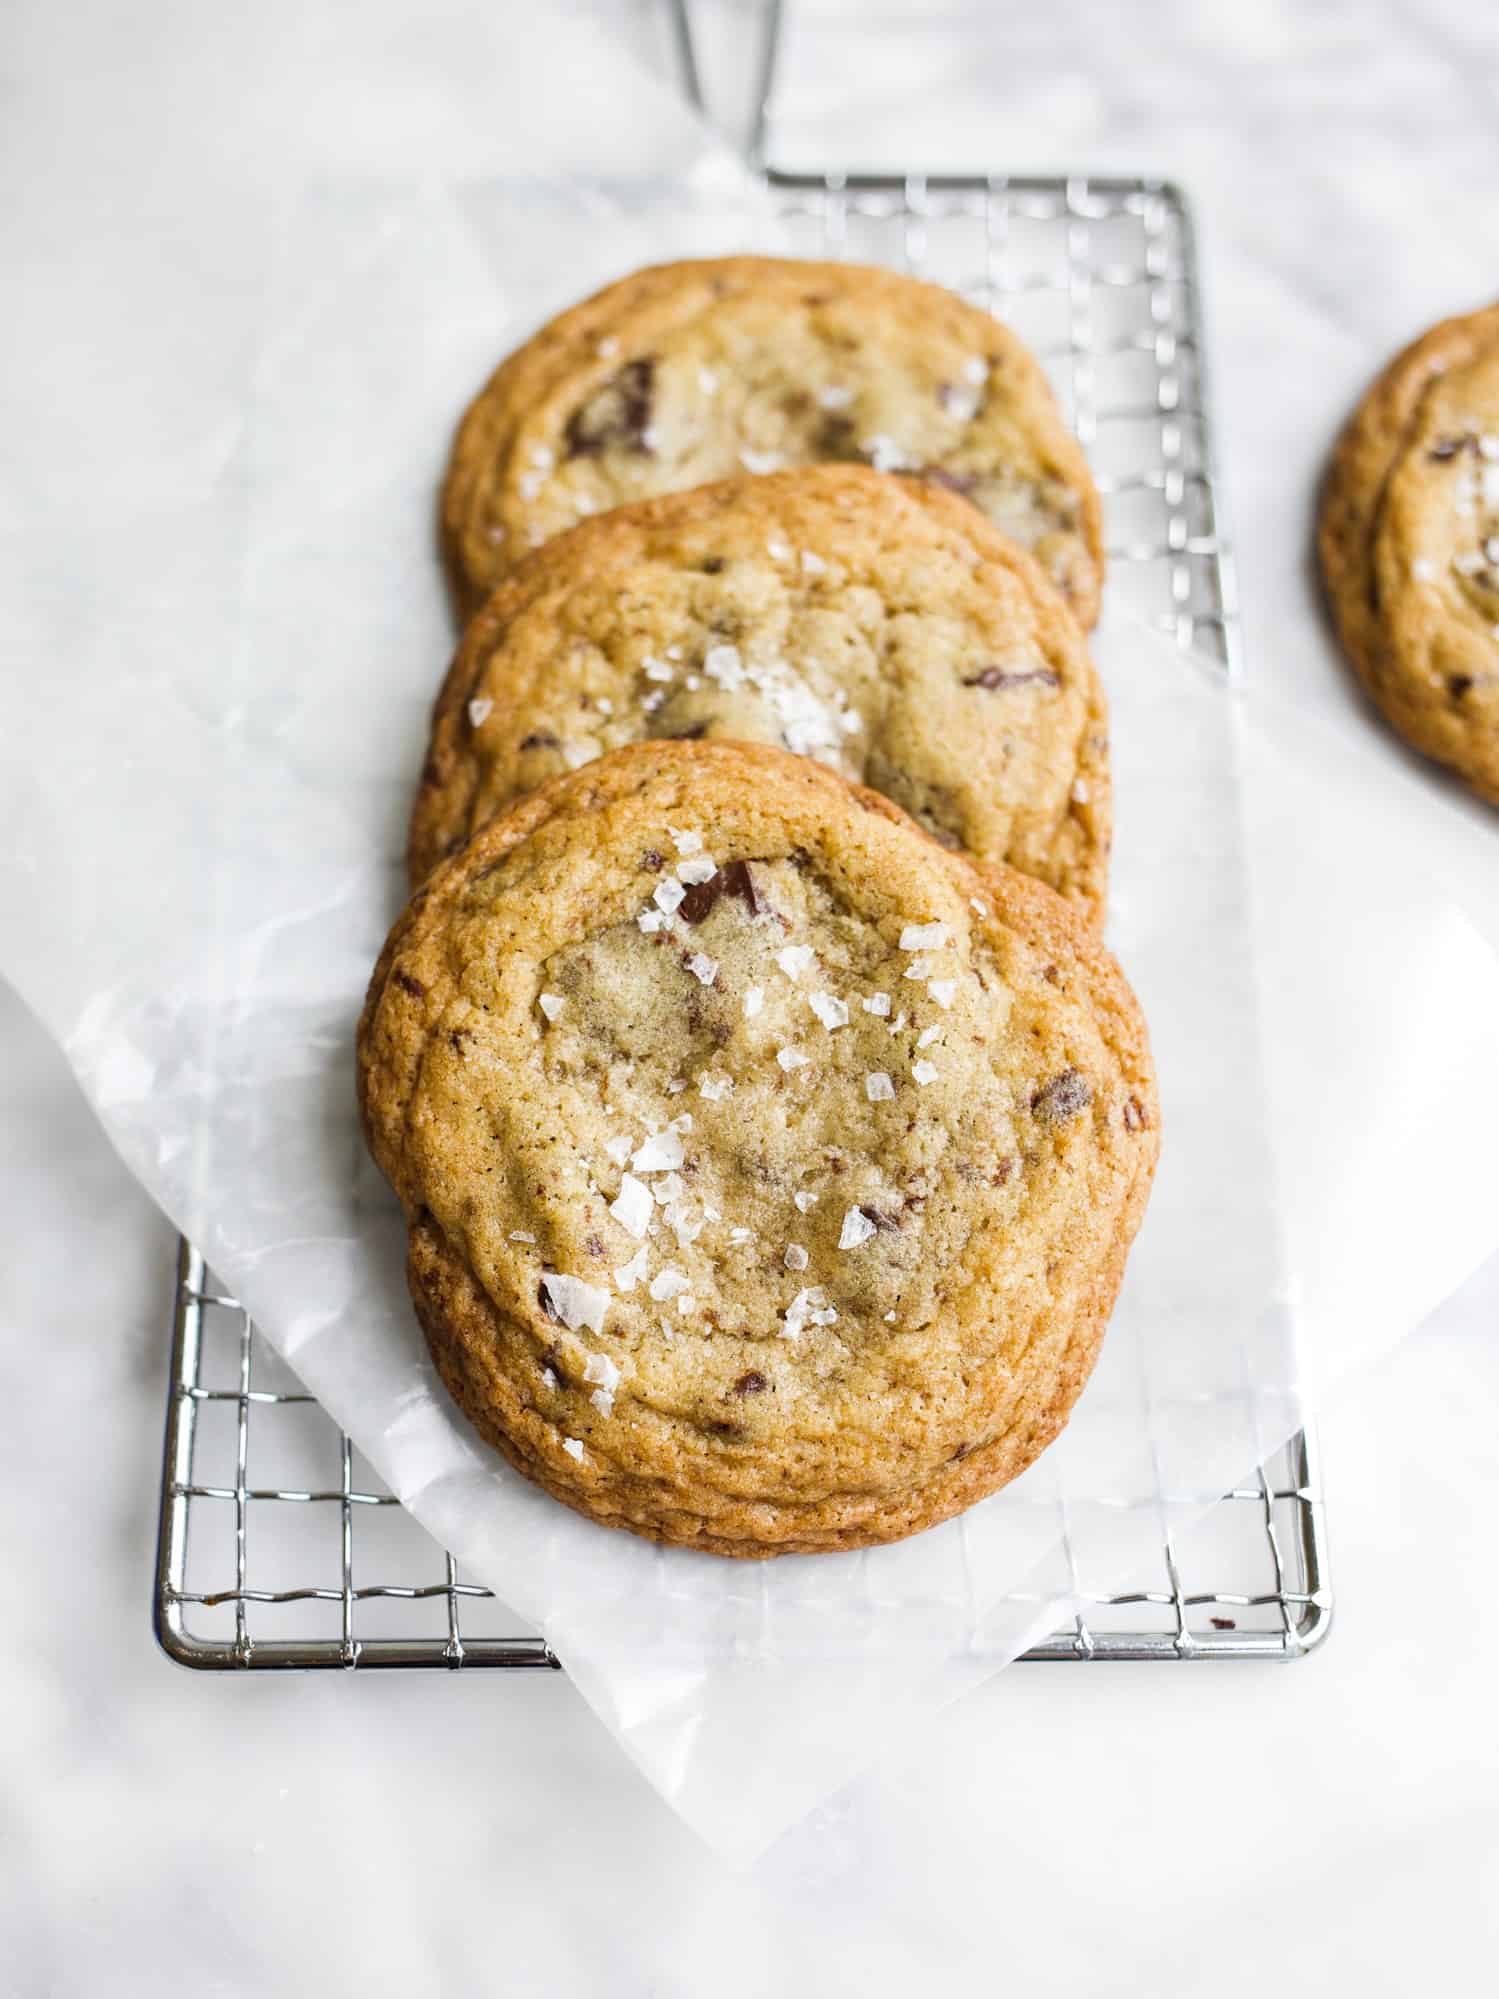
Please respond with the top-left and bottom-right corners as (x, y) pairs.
(858, 1203), (902, 1232)
(393, 970), (426, 999)
(732, 1371), (768, 1396)
(1209, 1616), (1237, 1631)
(420, 757), (441, 787)
(1032, 1069), (1093, 1124)
(699, 556), (726, 575)
(541, 1339), (570, 1387)
(721, 859), (764, 914)
(1449, 675), (1475, 699)
(963, 666), (1061, 691)
(678, 858), (765, 926)
(564, 357), (655, 458)
(519, 731), (560, 750)
(663, 721), (709, 741)
(950, 1441), (972, 1461)
(917, 464), (979, 498)
(708, 1418), (743, 1439)
(817, 413), (860, 459)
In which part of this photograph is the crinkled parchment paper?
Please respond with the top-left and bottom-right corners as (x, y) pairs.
(5, 56), (1499, 1857)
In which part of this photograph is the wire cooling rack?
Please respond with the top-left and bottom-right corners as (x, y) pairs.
(154, 169), (1332, 1671)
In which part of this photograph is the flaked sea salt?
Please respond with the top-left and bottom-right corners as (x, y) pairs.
(540, 1273), (609, 1334)
(838, 1206), (877, 1251)
(609, 1174), (653, 1239)
(900, 921), (951, 951)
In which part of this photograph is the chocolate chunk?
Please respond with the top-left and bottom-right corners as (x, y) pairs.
(917, 464), (978, 497)
(699, 556), (725, 575)
(817, 414), (860, 460)
(540, 1338), (570, 1387)
(1449, 675), (1475, 700)
(678, 858), (764, 926)
(663, 721), (709, 741)
(732, 1370), (768, 1396)
(708, 1418), (744, 1439)
(1122, 1095), (1149, 1132)
(564, 357), (655, 458)
(393, 970), (426, 999)
(950, 1441), (972, 1461)
(963, 666), (1061, 691)
(1209, 1616), (1237, 1630)
(858, 1203), (902, 1232)
(641, 849), (664, 872)
(1032, 1069), (1093, 1124)
(519, 731), (560, 750)
(677, 874), (721, 925)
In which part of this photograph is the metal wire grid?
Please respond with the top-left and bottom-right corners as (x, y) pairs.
(154, 172), (1331, 1671)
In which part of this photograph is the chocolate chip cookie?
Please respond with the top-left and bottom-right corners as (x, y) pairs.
(1319, 300), (1499, 806)
(412, 467), (1111, 918)
(442, 256), (1105, 626)
(359, 740), (1158, 1558)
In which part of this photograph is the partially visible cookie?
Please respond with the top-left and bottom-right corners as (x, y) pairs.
(411, 467), (1111, 917)
(442, 256), (1105, 625)
(359, 739), (1159, 1559)
(1319, 300), (1499, 806)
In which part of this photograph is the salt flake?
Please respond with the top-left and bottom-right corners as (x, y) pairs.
(538, 992), (565, 1022)
(467, 697), (494, 727)
(865, 1071), (896, 1102)
(901, 921), (951, 951)
(614, 1246), (649, 1292)
(609, 1174), (653, 1239)
(539, 1274), (609, 1334)
(839, 1206), (877, 1250)
(632, 1130), (685, 1174)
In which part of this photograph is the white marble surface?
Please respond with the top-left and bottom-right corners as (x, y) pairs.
(5, 1), (1499, 1990)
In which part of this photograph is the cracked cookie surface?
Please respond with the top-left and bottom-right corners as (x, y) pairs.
(442, 256), (1104, 626)
(412, 467), (1110, 917)
(361, 741), (1158, 1558)
(1319, 300), (1499, 806)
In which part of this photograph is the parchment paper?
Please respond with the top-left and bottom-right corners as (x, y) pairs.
(5, 149), (1499, 1861)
